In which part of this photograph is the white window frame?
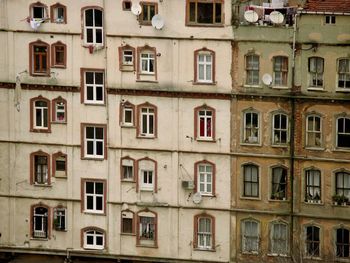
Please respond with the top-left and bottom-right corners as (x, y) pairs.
(270, 222), (288, 256)
(273, 56), (288, 87)
(33, 207), (48, 238)
(272, 113), (288, 146)
(325, 15), (336, 25)
(84, 71), (104, 104)
(122, 50), (133, 65)
(53, 208), (67, 231)
(197, 217), (212, 249)
(336, 117), (350, 148)
(84, 181), (104, 213)
(198, 109), (213, 140)
(122, 107), (133, 126)
(140, 107), (155, 137)
(305, 169), (321, 203)
(84, 126), (104, 158)
(140, 52), (155, 74)
(197, 53), (213, 83)
(308, 57), (324, 88)
(198, 163), (213, 196)
(84, 230), (105, 250)
(306, 115), (322, 148)
(243, 111), (259, 144)
(140, 170), (154, 191)
(55, 101), (66, 122)
(242, 219), (259, 254)
(84, 9), (103, 46)
(34, 101), (48, 129)
(337, 58), (350, 90)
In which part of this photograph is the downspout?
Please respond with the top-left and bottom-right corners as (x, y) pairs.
(290, 11), (298, 263)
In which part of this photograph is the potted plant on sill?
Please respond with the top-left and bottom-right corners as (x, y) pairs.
(332, 194), (348, 206)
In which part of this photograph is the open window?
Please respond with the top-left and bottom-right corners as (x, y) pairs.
(194, 105), (215, 141)
(53, 207), (67, 231)
(270, 166), (287, 200)
(186, 0), (223, 26)
(137, 210), (157, 247)
(52, 97), (66, 123)
(30, 2), (48, 20)
(31, 204), (50, 239)
(30, 151), (50, 185)
(50, 3), (67, 23)
(118, 45), (135, 71)
(53, 152), (67, 178)
(122, 1), (132, 11)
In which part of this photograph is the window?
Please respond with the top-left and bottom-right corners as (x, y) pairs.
(242, 219), (259, 253)
(82, 124), (106, 159)
(32, 206), (49, 238)
(336, 227), (350, 258)
(140, 52), (155, 74)
(30, 151), (50, 185)
(82, 180), (106, 214)
(305, 226), (320, 257)
(306, 115), (322, 147)
(337, 117), (350, 148)
(195, 161), (215, 196)
(194, 214), (215, 250)
(81, 70), (104, 104)
(137, 46), (157, 80)
(338, 59), (350, 89)
(273, 56), (288, 86)
(118, 45), (135, 71)
(120, 101), (135, 126)
(53, 152), (67, 178)
(138, 103), (157, 138)
(122, 1), (132, 11)
(53, 208), (66, 231)
(308, 57), (324, 88)
(186, 0), (223, 25)
(30, 97), (51, 132)
(195, 105), (215, 141)
(270, 222), (288, 255)
(271, 167), (287, 200)
(51, 42), (66, 68)
(139, 2), (158, 25)
(272, 113), (288, 145)
(29, 41), (50, 76)
(121, 157), (135, 181)
(243, 164), (259, 198)
(194, 48), (215, 83)
(83, 228), (105, 250)
(137, 158), (157, 192)
(121, 210), (134, 234)
(137, 210), (157, 247)
(83, 8), (103, 45)
(335, 171), (350, 202)
(305, 169), (321, 203)
(325, 15), (336, 24)
(243, 110), (259, 144)
(30, 2), (48, 19)
(52, 97), (66, 123)
(50, 3), (66, 23)
(245, 55), (259, 86)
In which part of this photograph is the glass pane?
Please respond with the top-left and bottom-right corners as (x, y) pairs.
(87, 29), (93, 43)
(96, 196), (103, 210)
(95, 128), (103, 139)
(189, 3), (196, 22)
(149, 115), (154, 134)
(206, 64), (211, 80)
(87, 141), (94, 155)
(96, 86), (103, 101)
(197, 3), (213, 24)
(198, 64), (204, 80)
(86, 127), (94, 139)
(95, 182), (103, 194)
(96, 29), (103, 44)
(86, 196), (93, 209)
(85, 9), (93, 26)
(215, 3), (222, 23)
(86, 85), (93, 100)
(94, 9), (103, 27)
(87, 235), (93, 244)
(96, 235), (103, 245)
(86, 182), (94, 193)
(96, 141), (103, 156)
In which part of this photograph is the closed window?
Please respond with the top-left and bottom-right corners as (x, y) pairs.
(243, 164), (259, 198)
(337, 117), (350, 148)
(123, 50), (133, 65)
(308, 57), (324, 88)
(30, 41), (50, 76)
(335, 171), (350, 202)
(198, 109), (213, 139)
(273, 56), (288, 86)
(140, 170), (153, 191)
(305, 226), (320, 257)
(137, 158), (157, 193)
(34, 155), (48, 185)
(197, 163), (213, 195)
(140, 52), (155, 74)
(187, 0), (223, 25)
(306, 115), (322, 147)
(53, 208), (66, 231)
(243, 111), (259, 144)
(242, 219), (259, 253)
(119, 45), (136, 71)
(121, 158), (134, 181)
(197, 217), (212, 249)
(137, 46), (157, 80)
(137, 210), (157, 247)
(139, 105), (156, 137)
(195, 50), (214, 83)
(270, 222), (288, 255)
(83, 229), (105, 250)
(83, 71), (104, 104)
(305, 169), (321, 203)
(32, 206), (48, 238)
(272, 113), (288, 145)
(336, 228), (350, 258)
(246, 55), (259, 85)
(121, 210), (134, 234)
(139, 2), (157, 25)
(271, 167), (287, 200)
(84, 126), (105, 158)
(51, 42), (66, 68)
(120, 101), (135, 127)
(325, 15), (336, 24)
(139, 216), (155, 240)
(83, 180), (105, 213)
(338, 59), (350, 89)
(83, 8), (103, 45)
(34, 100), (48, 129)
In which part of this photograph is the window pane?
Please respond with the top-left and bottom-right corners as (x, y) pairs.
(87, 235), (94, 244)
(95, 128), (103, 139)
(96, 86), (103, 101)
(94, 10), (103, 27)
(96, 141), (103, 156)
(87, 141), (94, 155)
(96, 29), (103, 44)
(96, 196), (103, 210)
(197, 3), (213, 24)
(86, 127), (94, 138)
(215, 3), (222, 23)
(189, 2), (196, 22)
(87, 196), (94, 209)
(85, 9), (93, 26)
(96, 235), (103, 245)
(87, 29), (93, 43)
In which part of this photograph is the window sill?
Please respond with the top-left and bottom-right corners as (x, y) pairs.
(120, 67), (135, 72)
(336, 88), (350, 93)
(305, 147), (325, 151)
(83, 44), (104, 49)
(83, 211), (106, 216)
(33, 183), (52, 187)
(30, 237), (49, 241)
(30, 129), (51, 133)
(186, 23), (224, 28)
(269, 198), (288, 202)
(52, 121), (67, 124)
(83, 102), (105, 106)
(201, 193), (216, 198)
(30, 73), (51, 77)
(82, 157), (105, 161)
(240, 196), (260, 201)
(243, 84), (261, 88)
(304, 200), (323, 205)
(54, 174), (67, 179)
(194, 248), (216, 252)
(136, 244), (158, 248)
(51, 65), (66, 69)
(196, 138), (216, 143)
(137, 135), (156, 139)
(307, 87), (325, 91)
(240, 142), (261, 146)
(54, 229), (67, 232)
(121, 232), (136, 236)
(121, 179), (136, 183)
(140, 188), (154, 192)
(136, 79), (158, 83)
(271, 144), (288, 148)
(267, 253), (289, 257)
(271, 85), (289, 90)
(303, 256), (323, 261)
(333, 148), (350, 153)
(120, 124), (136, 128)
(242, 251), (259, 255)
(192, 81), (217, 86)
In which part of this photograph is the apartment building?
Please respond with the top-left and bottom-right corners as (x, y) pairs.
(0, 0), (233, 262)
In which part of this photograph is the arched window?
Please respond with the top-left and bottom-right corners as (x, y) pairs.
(336, 227), (350, 258)
(195, 160), (215, 196)
(271, 166), (287, 200)
(82, 227), (105, 250)
(243, 164), (259, 198)
(305, 169), (321, 203)
(194, 48), (215, 84)
(194, 105), (215, 141)
(242, 219), (259, 253)
(270, 221), (288, 255)
(31, 205), (49, 238)
(194, 213), (215, 250)
(242, 109), (259, 144)
(336, 116), (350, 148)
(308, 57), (324, 88)
(305, 225), (320, 257)
(306, 114), (322, 148)
(272, 112), (288, 145)
(29, 40), (50, 76)
(137, 210), (157, 247)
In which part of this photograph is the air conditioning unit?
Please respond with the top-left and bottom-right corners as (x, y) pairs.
(182, 180), (194, 190)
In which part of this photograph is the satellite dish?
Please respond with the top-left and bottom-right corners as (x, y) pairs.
(244, 10), (259, 23)
(131, 3), (142, 15)
(262, 73), (272, 85)
(151, 14), (165, 30)
(193, 192), (202, 204)
(269, 11), (284, 24)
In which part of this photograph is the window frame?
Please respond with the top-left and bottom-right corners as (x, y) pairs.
(30, 96), (51, 133)
(136, 45), (157, 80)
(82, 227), (106, 250)
(270, 166), (288, 201)
(50, 3), (67, 23)
(305, 225), (321, 258)
(122, 1), (132, 11)
(194, 160), (215, 196)
(51, 41), (66, 68)
(272, 112), (289, 146)
(186, 0), (224, 27)
(269, 221), (289, 256)
(241, 219), (260, 254)
(121, 156), (136, 182)
(335, 171), (350, 202)
(52, 97), (67, 123)
(337, 58), (350, 90)
(308, 57), (324, 89)
(137, 102), (157, 138)
(121, 210), (135, 234)
(120, 101), (135, 127)
(30, 204), (50, 239)
(139, 2), (158, 26)
(30, 150), (51, 186)
(194, 105), (216, 141)
(325, 15), (336, 25)
(335, 227), (350, 258)
(336, 116), (350, 149)
(80, 68), (105, 105)
(242, 164), (259, 199)
(305, 114), (322, 148)
(29, 2), (48, 20)
(136, 157), (157, 192)
(53, 207), (67, 231)
(194, 48), (215, 84)
(272, 56), (288, 87)
(29, 40), (50, 77)
(193, 213), (215, 251)
(82, 7), (104, 46)
(304, 169), (322, 204)
(52, 151), (67, 178)
(136, 209), (158, 247)
(81, 179), (106, 215)
(81, 123), (107, 160)
(245, 54), (260, 86)
(118, 45), (136, 71)
(242, 109), (260, 145)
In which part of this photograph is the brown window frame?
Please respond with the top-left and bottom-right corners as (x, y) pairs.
(30, 150), (51, 185)
(120, 101), (136, 127)
(50, 3), (67, 23)
(29, 40), (50, 76)
(193, 213), (215, 250)
(30, 96), (51, 133)
(52, 151), (67, 178)
(139, 2), (158, 25)
(52, 96), (67, 123)
(51, 41), (67, 68)
(136, 209), (158, 247)
(122, 0), (132, 11)
(121, 209), (135, 234)
(29, 1), (48, 20)
(118, 45), (136, 71)
(186, 0), (224, 27)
